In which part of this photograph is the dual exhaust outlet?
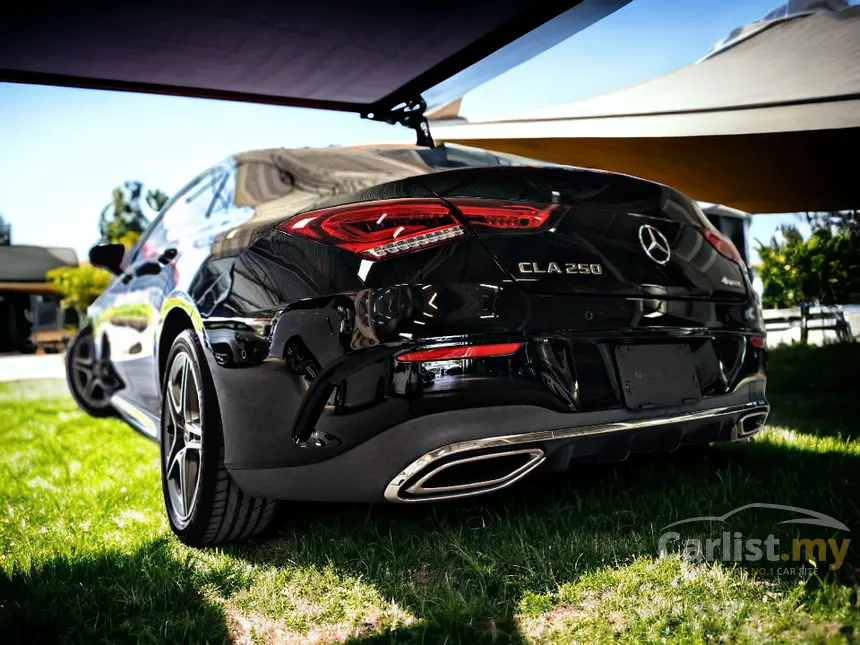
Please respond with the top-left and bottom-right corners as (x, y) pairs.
(385, 403), (770, 502)
(733, 411), (768, 439)
(384, 447), (546, 503)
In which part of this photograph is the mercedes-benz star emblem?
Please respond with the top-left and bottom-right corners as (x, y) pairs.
(638, 224), (671, 265)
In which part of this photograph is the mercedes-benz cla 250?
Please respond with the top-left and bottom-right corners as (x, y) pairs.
(67, 144), (768, 546)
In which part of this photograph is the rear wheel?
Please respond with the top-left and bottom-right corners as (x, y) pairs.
(66, 326), (116, 416)
(160, 330), (278, 546)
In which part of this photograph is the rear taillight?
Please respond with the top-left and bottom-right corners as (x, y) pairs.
(750, 336), (766, 348)
(279, 199), (462, 259)
(396, 342), (522, 362)
(278, 198), (558, 259)
(698, 228), (746, 268)
(450, 198), (557, 234)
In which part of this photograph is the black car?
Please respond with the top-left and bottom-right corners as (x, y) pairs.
(420, 366), (436, 384)
(66, 143), (768, 546)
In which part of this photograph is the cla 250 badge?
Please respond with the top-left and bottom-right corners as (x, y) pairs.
(518, 262), (603, 275)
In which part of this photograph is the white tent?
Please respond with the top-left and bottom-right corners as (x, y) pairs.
(436, 4), (860, 213)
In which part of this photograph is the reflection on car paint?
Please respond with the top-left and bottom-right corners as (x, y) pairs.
(84, 145), (766, 475)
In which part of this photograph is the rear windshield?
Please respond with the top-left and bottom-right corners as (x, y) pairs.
(377, 143), (551, 170)
(416, 146), (713, 228)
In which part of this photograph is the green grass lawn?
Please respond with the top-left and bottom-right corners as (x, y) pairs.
(1, 344), (859, 644)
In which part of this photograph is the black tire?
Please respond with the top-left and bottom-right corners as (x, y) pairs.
(160, 329), (278, 547)
(66, 326), (115, 417)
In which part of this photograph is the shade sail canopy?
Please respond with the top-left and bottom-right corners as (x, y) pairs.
(0, 0), (628, 116)
(437, 6), (860, 213)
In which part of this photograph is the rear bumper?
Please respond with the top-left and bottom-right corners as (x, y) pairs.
(209, 291), (767, 472)
(228, 376), (767, 503)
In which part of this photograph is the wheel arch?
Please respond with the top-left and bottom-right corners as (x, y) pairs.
(158, 296), (205, 386)
(158, 309), (194, 386)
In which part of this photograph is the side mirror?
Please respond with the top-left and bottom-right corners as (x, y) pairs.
(89, 244), (125, 276)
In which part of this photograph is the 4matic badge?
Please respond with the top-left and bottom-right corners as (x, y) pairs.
(518, 262), (603, 275)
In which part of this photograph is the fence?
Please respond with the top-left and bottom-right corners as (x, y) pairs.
(763, 304), (860, 346)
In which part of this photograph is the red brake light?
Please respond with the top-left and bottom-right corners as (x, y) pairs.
(698, 228), (745, 267)
(396, 342), (522, 362)
(450, 198), (558, 233)
(279, 198), (558, 260)
(750, 336), (766, 348)
(279, 199), (463, 259)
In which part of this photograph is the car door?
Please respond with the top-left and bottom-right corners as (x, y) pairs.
(104, 170), (226, 415)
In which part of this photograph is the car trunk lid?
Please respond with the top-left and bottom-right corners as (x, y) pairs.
(421, 166), (749, 301)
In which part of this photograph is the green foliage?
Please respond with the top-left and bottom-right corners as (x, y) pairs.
(803, 210), (858, 231)
(756, 224), (860, 309)
(45, 265), (112, 318)
(146, 188), (170, 213)
(99, 181), (169, 250)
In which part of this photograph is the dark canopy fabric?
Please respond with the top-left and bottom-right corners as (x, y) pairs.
(437, 7), (860, 213)
(0, 0), (628, 114)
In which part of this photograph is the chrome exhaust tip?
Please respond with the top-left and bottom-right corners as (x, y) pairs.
(734, 410), (768, 439)
(385, 447), (545, 502)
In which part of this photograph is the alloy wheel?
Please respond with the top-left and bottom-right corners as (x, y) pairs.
(69, 332), (113, 409)
(163, 351), (203, 526)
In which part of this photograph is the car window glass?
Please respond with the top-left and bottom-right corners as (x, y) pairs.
(188, 171), (242, 250)
(131, 175), (208, 262)
(161, 173), (222, 246)
(136, 170), (234, 263)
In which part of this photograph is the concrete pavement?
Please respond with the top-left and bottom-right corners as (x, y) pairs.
(0, 353), (67, 382)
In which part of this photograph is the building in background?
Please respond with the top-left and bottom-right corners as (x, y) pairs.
(699, 203), (751, 266)
(0, 245), (78, 353)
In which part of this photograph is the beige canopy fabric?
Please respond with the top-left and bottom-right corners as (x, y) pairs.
(437, 6), (860, 213)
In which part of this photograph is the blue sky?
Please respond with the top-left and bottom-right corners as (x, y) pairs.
(0, 0), (811, 264)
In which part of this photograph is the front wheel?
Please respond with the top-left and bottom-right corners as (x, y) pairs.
(160, 329), (278, 546)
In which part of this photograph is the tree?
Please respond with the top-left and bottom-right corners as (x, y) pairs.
(45, 265), (113, 322)
(99, 181), (169, 249)
(40, 182), (169, 330)
(756, 224), (860, 309)
(802, 210), (858, 231)
(147, 189), (169, 213)
(0, 214), (10, 245)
